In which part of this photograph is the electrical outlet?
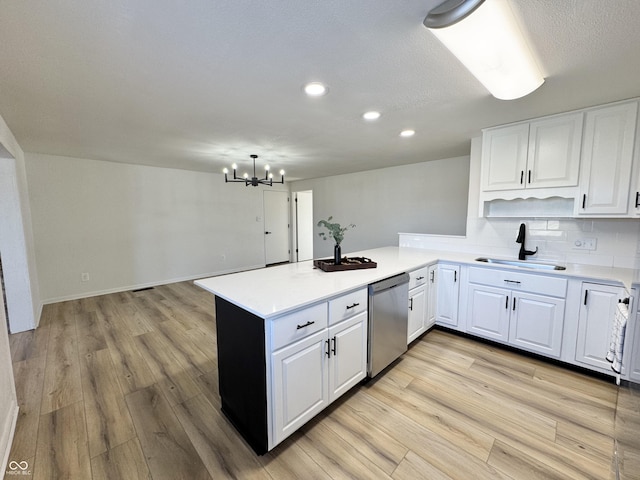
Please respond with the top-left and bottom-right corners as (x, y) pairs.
(573, 237), (597, 251)
(81, 272), (90, 282)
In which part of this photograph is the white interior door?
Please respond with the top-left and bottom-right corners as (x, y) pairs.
(295, 191), (313, 262)
(264, 190), (290, 265)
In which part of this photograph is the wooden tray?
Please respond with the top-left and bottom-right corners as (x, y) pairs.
(313, 257), (377, 272)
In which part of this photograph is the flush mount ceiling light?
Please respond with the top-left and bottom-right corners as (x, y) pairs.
(223, 155), (284, 187)
(304, 82), (328, 97)
(400, 129), (415, 137)
(363, 111), (381, 121)
(424, 0), (544, 100)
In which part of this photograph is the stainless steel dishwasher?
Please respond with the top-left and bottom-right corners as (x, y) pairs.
(367, 272), (410, 377)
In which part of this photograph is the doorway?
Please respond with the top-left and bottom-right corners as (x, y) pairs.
(263, 190), (290, 265)
(293, 191), (313, 262)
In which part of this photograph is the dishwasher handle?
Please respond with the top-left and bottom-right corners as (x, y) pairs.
(368, 273), (410, 295)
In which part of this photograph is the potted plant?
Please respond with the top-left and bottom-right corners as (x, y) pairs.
(317, 216), (355, 265)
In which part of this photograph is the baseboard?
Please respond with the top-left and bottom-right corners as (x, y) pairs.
(0, 401), (18, 478)
(40, 264), (266, 305)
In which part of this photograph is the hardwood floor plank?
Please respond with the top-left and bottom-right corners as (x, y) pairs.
(80, 348), (137, 457)
(555, 420), (614, 466)
(319, 399), (408, 476)
(76, 311), (108, 354)
(173, 394), (271, 480)
(40, 303), (82, 414)
(97, 308), (155, 395)
(91, 438), (152, 480)
(398, 354), (559, 441)
(8, 355), (46, 462)
(369, 372), (495, 462)
(33, 401), (91, 480)
(125, 384), (211, 480)
(297, 420), (394, 480)
(391, 450), (455, 480)
(9, 325), (50, 363)
(345, 389), (512, 479)
(488, 439), (568, 480)
(258, 435), (331, 480)
(134, 331), (202, 406)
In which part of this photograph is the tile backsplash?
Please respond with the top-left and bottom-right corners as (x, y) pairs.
(399, 217), (640, 269)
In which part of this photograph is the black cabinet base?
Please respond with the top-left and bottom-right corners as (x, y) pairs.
(215, 297), (268, 455)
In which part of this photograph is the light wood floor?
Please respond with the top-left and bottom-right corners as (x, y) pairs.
(7, 280), (621, 479)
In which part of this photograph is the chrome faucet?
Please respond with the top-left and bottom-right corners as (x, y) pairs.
(516, 223), (538, 261)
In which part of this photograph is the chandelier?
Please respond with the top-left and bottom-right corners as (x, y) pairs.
(223, 155), (285, 187)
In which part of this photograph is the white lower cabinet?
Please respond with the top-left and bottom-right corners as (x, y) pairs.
(465, 267), (567, 358)
(426, 265), (437, 330)
(509, 292), (565, 357)
(328, 311), (368, 400)
(436, 263), (460, 327)
(629, 309), (640, 382)
(271, 289), (368, 447)
(272, 329), (328, 445)
(467, 284), (511, 342)
(575, 282), (625, 371)
(408, 266), (429, 344)
(408, 286), (427, 344)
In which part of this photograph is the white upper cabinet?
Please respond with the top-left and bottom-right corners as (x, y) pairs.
(482, 113), (583, 192)
(482, 123), (529, 191)
(576, 101), (638, 216)
(527, 113), (583, 188)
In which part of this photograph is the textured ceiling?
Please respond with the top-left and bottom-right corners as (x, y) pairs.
(1, 0), (640, 180)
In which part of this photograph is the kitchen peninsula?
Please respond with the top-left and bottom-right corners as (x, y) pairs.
(195, 246), (638, 454)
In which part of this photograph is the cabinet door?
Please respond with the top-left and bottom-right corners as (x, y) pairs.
(436, 264), (460, 327)
(481, 124), (529, 191)
(328, 312), (368, 402)
(509, 292), (565, 358)
(576, 283), (624, 370)
(408, 286), (427, 344)
(272, 330), (328, 446)
(426, 265), (437, 330)
(466, 284), (510, 342)
(629, 311), (640, 382)
(577, 101), (638, 215)
(527, 113), (583, 188)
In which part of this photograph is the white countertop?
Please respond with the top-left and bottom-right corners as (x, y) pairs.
(195, 246), (637, 319)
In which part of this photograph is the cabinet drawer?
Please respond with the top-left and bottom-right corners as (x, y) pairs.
(329, 288), (367, 325)
(409, 267), (429, 289)
(468, 267), (567, 298)
(272, 303), (328, 351)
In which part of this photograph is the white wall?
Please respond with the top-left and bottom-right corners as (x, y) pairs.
(26, 153), (287, 303)
(400, 137), (640, 269)
(290, 156), (470, 258)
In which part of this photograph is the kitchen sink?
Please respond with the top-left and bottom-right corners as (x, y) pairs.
(475, 257), (566, 271)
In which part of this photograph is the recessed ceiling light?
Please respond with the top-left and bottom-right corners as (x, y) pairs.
(363, 111), (381, 121)
(304, 82), (328, 97)
(400, 129), (415, 137)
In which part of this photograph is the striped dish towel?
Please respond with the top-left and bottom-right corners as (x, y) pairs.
(606, 302), (629, 378)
